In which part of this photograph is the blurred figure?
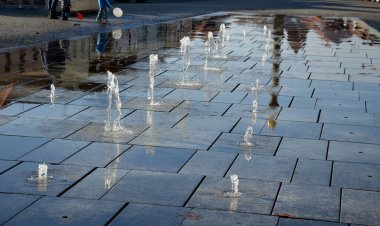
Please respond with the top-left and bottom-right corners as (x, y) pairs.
(96, 0), (111, 23)
(48, 0), (71, 20)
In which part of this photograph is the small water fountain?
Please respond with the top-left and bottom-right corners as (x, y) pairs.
(105, 71), (124, 132)
(252, 93), (259, 113)
(215, 24), (229, 59)
(38, 163), (48, 179)
(180, 36), (191, 84)
(49, 84), (55, 107)
(263, 25), (267, 35)
(147, 54), (159, 106)
(27, 163), (53, 192)
(204, 31), (216, 70)
(243, 126), (253, 146)
(251, 78), (262, 92)
(224, 174), (242, 197)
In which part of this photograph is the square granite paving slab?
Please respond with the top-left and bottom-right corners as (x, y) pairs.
(279, 218), (347, 226)
(332, 161), (380, 191)
(223, 103), (281, 119)
(341, 189), (380, 225)
(124, 97), (182, 112)
(211, 91), (247, 104)
(315, 99), (365, 112)
(171, 100), (231, 116)
(122, 110), (186, 127)
(67, 123), (148, 144)
(130, 127), (220, 150)
(67, 106), (134, 123)
(62, 167), (129, 200)
(179, 151), (237, 177)
(229, 117), (267, 135)
(367, 101), (380, 113)
(261, 120), (322, 140)
(310, 80), (353, 91)
(0, 103), (39, 116)
(182, 208), (278, 226)
(0, 160), (19, 174)
(109, 203), (191, 226)
(19, 139), (90, 164)
(102, 170), (203, 206)
(164, 89), (218, 102)
(328, 141), (380, 164)
(0, 115), (16, 125)
(19, 90), (86, 105)
(186, 176), (280, 214)
(0, 193), (40, 225)
(0, 135), (49, 160)
(321, 124), (380, 145)
(5, 196), (124, 226)
(62, 142), (131, 167)
(290, 97), (316, 109)
(227, 155), (296, 183)
(110, 145), (195, 173)
(0, 162), (92, 196)
(0, 117), (89, 139)
(313, 89), (359, 101)
(277, 108), (319, 122)
(276, 138), (328, 160)
(173, 115), (239, 133)
(240, 94), (293, 108)
(291, 159), (331, 186)
(278, 87), (314, 98)
(319, 110), (375, 126)
(273, 184), (340, 222)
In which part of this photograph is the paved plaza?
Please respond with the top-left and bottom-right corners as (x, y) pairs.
(1, 11), (380, 225)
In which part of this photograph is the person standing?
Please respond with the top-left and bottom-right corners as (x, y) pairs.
(48, 0), (70, 20)
(96, 0), (111, 23)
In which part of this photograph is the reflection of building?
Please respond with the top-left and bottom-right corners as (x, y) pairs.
(284, 17), (308, 53)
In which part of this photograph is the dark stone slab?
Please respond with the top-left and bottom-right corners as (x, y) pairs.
(111, 145), (195, 173)
(292, 159), (331, 186)
(19, 139), (90, 164)
(19, 90), (87, 105)
(173, 115), (239, 132)
(102, 170), (203, 206)
(123, 110), (187, 128)
(321, 124), (380, 145)
(319, 110), (375, 126)
(279, 87), (313, 98)
(0, 135), (49, 160)
(332, 161), (380, 191)
(0, 103), (39, 116)
(310, 80), (353, 91)
(0, 193), (40, 225)
(68, 106), (134, 123)
(0, 160), (19, 173)
(229, 117), (267, 135)
(290, 97), (316, 109)
(367, 101), (380, 113)
(276, 138), (328, 160)
(186, 176), (280, 214)
(261, 120), (322, 140)
(273, 184), (340, 222)
(279, 218), (347, 226)
(211, 91), (247, 104)
(109, 203), (191, 226)
(341, 189), (380, 225)
(124, 97), (182, 112)
(328, 141), (380, 164)
(6, 196), (124, 226)
(277, 108), (319, 122)
(315, 99), (365, 113)
(164, 89), (218, 102)
(223, 103), (281, 120)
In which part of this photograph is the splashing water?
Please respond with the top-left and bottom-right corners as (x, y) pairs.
(251, 78), (262, 92)
(216, 24), (229, 58)
(243, 126), (253, 146)
(105, 71), (123, 132)
(224, 174), (242, 197)
(263, 25), (267, 35)
(180, 36), (191, 83)
(38, 163), (48, 179)
(49, 84), (55, 107)
(204, 31), (216, 70)
(148, 54), (159, 105)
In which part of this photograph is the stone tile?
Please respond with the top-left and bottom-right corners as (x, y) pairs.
(187, 176), (279, 214)
(292, 159), (331, 186)
(67, 123), (148, 144)
(229, 117), (267, 135)
(280, 71), (310, 79)
(6, 196), (123, 226)
(109, 203), (191, 226)
(313, 89), (359, 101)
(273, 184), (340, 222)
(349, 74), (380, 84)
(0, 103), (39, 116)
(341, 189), (380, 225)
(62, 142), (131, 167)
(290, 97), (316, 109)
(180, 151), (237, 177)
(354, 82), (380, 92)
(240, 94), (293, 107)
(164, 89), (218, 102)
(0, 160), (19, 174)
(18, 104), (87, 120)
(375, 113), (380, 127)
(0, 135), (49, 160)
(321, 124), (380, 145)
(111, 145), (195, 173)
(120, 85), (174, 98)
(227, 155), (296, 183)
(0, 162), (92, 196)
(124, 97), (182, 112)
(0, 193), (40, 225)
(332, 161), (380, 191)
(210, 133), (281, 157)
(19, 139), (90, 164)
(210, 91), (247, 104)
(308, 67), (344, 74)
(0, 115), (16, 125)
(310, 80), (353, 90)
(261, 120), (322, 140)
(173, 115), (239, 132)
(367, 101), (380, 113)
(130, 127), (220, 150)
(70, 92), (134, 108)
(172, 100), (231, 116)
(359, 90), (380, 102)
(102, 170), (203, 206)
(68, 106), (133, 123)
(275, 78), (311, 88)
(279, 218), (347, 226)
(276, 138), (328, 160)
(315, 99), (365, 112)
(309, 73), (348, 82)
(182, 208), (278, 226)
(19, 90), (86, 105)
(277, 108), (319, 122)
(62, 168), (129, 200)
(279, 87), (313, 97)
(223, 103), (281, 120)
(319, 110), (375, 126)
(0, 117), (89, 139)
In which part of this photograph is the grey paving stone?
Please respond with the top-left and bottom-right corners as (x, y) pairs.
(276, 138), (328, 160)
(68, 106), (133, 123)
(130, 127), (220, 150)
(275, 78), (311, 88)
(171, 100), (231, 116)
(273, 184), (340, 222)
(349, 74), (380, 84)
(102, 170), (203, 206)
(0, 162), (92, 196)
(186, 176), (280, 214)
(309, 73), (348, 82)
(68, 92), (112, 107)
(292, 159), (331, 186)
(0, 115), (16, 125)
(0, 117), (89, 139)
(0, 193), (40, 225)
(354, 82), (380, 92)
(0, 103), (39, 116)
(5, 196), (124, 226)
(277, 108), (319, 122)
(223, 103), (281, 120)
(210, 133), (281, 157)
(261, 120), (322, 140)
(321, 124), (380, 145)
(164, 89), (218, 102)
(341, 189), (380, 225)
(182, 208), (278, 226)
(279, 87), (314, 97)
(240, 94), (293, 107)
(62, 142), (131, 167)
(67, 123), (148, 144)
(319, 110), (375, 126)
(19, 139), (90, 164)
(313, 89), (359, 101)
(227, 155), (296, 182)
(109, 203), (190, 226)
(359, 90), (380, 102)
(19, 90), (87, 105)
(229, 117), (267, 135)
(375, 113), (380, 127)
(62, 168), (129, 199)
(111, 145), (195, 173)
(180, 151), (237, 177)
(310, 80), (353, 90)
(328, 141), (380, 164)
(315, 99), (365, 112)
(173, 115), (239, 133)
(332, 161), (380, 191)
(367, 101), (380, 113)
(210, 91), (247, 104)
(0, 135), (49, 160)
(280, 71), (310, 79)
(279, 218), (347, 226)
(124, 97), (182, 112)
(123, 110), (186, 128)
(0, 160), (19, 174)
(120, 85), (174, 98)
(290, 97), (316, 109)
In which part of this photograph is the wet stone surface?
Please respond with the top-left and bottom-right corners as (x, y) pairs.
(0, 13), (380, 225)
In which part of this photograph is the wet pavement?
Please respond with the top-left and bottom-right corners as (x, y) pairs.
(1, 12), (380, 225)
